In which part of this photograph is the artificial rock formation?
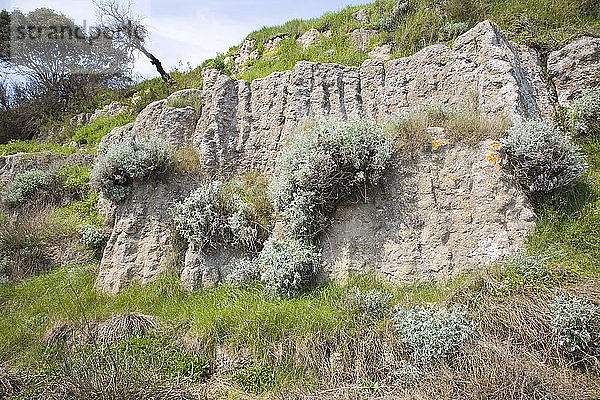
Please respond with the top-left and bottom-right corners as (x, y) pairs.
(94, 20), (598, 293)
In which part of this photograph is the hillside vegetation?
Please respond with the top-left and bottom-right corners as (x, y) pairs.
(1, 0), (600, 398)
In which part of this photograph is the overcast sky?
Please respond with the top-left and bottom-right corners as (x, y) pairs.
(5, 0), (366, 79)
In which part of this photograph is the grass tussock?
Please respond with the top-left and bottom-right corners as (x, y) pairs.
(387, 104), (510, 153)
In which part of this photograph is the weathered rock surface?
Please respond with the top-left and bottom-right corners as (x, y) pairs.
(95, 179), (199, 293)
(95, 20), (586, 293)
(320, 140), (535, 283)
(70, 101), (127, 127)
(548, 36), (600, 106)
(181, 246), (251, 291)
(347, 27), (378, 51)
(368, 44), (392, 60)
(193, 20), (553, 176)
(298, 28), (322, 49)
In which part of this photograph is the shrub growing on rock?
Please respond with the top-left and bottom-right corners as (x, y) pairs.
(393, 305), (475, 364)
(573, 88), (600, 136)
(270, 119), (394, 239)
(257, 237), (321, 298)
(500, 119), (587, 196)
(90, 134), (173, 202)
(77, 224), (105, 249)
(2, 169), (55, 206)
(174, 180), (266, 252)
(551, 294), (598, 356)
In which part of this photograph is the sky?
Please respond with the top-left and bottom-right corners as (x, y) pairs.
(5, 0), (367, 79)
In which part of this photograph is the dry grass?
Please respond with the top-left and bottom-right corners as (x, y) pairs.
(387, 104), (510, 154)
(174, 145), (205, 175)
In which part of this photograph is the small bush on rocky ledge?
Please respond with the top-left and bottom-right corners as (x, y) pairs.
(174, 180), (268, 252)
(257, 237), (321, 298)
(2, 169), (55, 206)
(551, 294), (598, 357)
(77, 224), (105, 249)
(90, 134), (173, 202)
(500, 119), (587, 196)
(573, 88), (600, 136)
(270, 119), (394, 239)
(393, 305), (475, 364)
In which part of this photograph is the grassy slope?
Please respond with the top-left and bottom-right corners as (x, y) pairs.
(202, 0), (600, 82)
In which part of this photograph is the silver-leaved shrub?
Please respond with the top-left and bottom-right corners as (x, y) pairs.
(349, 288), (393, 318)
(270, 119), (394, 239)
(573, 88), (600, 136)
(393, 305), (475, 364)
(551, 294), (598, 356)
(2, 169), (54, 206)
(90, 134), (173, 202)
(257, 237), (321, 298)
(500, 119), (587, 195)
(173, 180), (262, 252)
(78, 224), (106, 249)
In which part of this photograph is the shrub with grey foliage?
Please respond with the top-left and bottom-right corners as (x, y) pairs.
(500, 119), (587, 195)
(393, 305), (475, 364)
(270, 119), (394, 239)
(174, 181), (263, 252)
(349, 288), (393, 318)
(78, 224), (105, 249)
(551, 294), (598, 356)
(90, 134), (173, 202)
(225, 258), (261, 285)
(2, 169), (54, 206)
(257, 237), (320, 298)
(573, 88), (600, 136)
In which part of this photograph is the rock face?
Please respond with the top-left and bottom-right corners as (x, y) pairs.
(298, 28), (322, 49)
(194, 20), (553, 176)
(347, 28), (378, 51)
(320, 140), (535, 283)
(95, 20), (583, 293)
(70, 101), (127, 127)
(548, 36), (600, 106)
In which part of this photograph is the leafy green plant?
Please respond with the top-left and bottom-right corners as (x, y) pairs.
(551, 294), (598, 356)
(393, 305), (475, 364)
(90, 134), (173, 202)
(173, 180), (268, 252)
(270, 119), (394, 239)
(233, 364), (275, 394)
(500, 119), (587, 197)
(72, 113), (135, 146)
(257, 237), (321, 298)
(0, 140), (77, 156)
(1, 169), (56, 206)
(58, 165), (91, 196)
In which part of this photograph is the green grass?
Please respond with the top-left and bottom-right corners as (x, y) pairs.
(0, 140), (77, 156)
(0, 264), (462, 368)
(198, 0), (600, 82)
(528, 136), (600, 276)
(72, 113), (135, 146)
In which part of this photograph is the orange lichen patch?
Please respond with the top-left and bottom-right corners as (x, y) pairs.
(490, 141), (501, 150)
(487, 151), (499, 164)
(432, 139), (449, 149)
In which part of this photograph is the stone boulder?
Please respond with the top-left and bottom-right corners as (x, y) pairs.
(548, 36), (600, 106)
(298, 28), (322, 49)
(321, 139), (535, 283)
(347, 27), (378, 51)
(354, 8), (370, 24)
